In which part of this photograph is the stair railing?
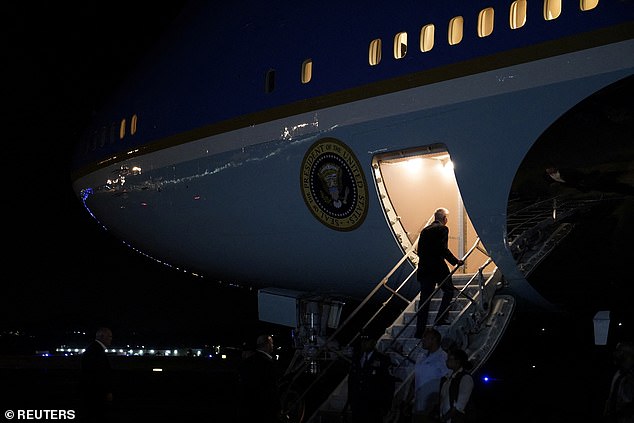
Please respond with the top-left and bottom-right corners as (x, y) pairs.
(385, 237), (489, 357)
(280, 235), (422, 418)
(282, 235), (490, 421)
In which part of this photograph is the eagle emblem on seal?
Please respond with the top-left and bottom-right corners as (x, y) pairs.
(300, 138), (368, 231)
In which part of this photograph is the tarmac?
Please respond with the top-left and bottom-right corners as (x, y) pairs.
(0, 312), (625, 423)
(1, 355), (241, 422)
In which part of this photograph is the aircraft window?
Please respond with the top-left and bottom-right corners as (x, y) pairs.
(131, 114), (137, 135)
(510, 0), (527, 29)
(478, 8), (495, 37)
(87, 132), (94, 153)
(92, 131), (99, 151)
(394, 32), (408, 59)
(369, 39), (382, 66)
(265, 69), (275, 93)
(580, 0), (599, 11)
(98, 128), (105, 149)
(119, 118), (126, 140)
(420, 24), (435, 52)
(448, 16), (464, 45)
(109, 122), (117, 145)
(301, 59), (312, 84)
(544, 0), (562, 20)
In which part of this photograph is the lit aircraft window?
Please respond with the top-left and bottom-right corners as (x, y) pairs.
(510, 0), (527, 29)
(448, 16), (464, 46)
(301, 59), (313, 83)
(544, 0), (562, 20)
(580, 0), (599, 11)
(119, 118), (126, 140)
(478, 8), (495, 37)
(265, 69), (275, 93)
(394, 32), (408, 59)
(131, 114), (137, 135)
(420, 24), (435, 52)
(369, 39), (382, 66)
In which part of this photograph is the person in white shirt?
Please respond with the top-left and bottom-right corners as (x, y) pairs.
(413, 328), (449, 422)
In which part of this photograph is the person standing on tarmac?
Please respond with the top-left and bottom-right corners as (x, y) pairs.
(238, 334), (283, 423)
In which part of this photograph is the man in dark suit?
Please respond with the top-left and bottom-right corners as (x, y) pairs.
(80, 327), (113, 422)
(416, 208), (463, 337)
(237, 334), (282, 423)
(347, 336), (395, 423)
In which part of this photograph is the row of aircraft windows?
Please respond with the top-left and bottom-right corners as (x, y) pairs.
(89, 115), (138, 151)
(369, 0), (599, 65)
(294, 0), (599, 87)
(91, 0), (599, 150)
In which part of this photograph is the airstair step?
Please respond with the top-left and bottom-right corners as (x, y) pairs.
(403, 307), (464, 321)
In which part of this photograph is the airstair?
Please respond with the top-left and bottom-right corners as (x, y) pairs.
(280, 238), (515, 423)
(304, 272), (514, 423)
(506, 196), (602, 276)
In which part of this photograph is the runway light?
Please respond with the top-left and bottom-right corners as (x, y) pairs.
(481, 375), (501, 383)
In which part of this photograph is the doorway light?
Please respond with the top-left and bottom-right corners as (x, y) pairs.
(404, 157), (424, 173)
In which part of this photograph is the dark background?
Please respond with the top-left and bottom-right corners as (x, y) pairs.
(4, 2), (267, 350)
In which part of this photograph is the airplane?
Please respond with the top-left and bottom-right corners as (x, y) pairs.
(70, 0), (633, 416)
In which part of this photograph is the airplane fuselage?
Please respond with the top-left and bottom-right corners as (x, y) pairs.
(71, 1), (634, 306)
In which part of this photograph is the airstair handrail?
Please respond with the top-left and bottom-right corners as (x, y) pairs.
(385, 237), (487, 354)
(432, 256), (495, 326)
(280, 236), (423, 415)
(320, 233), (421, 348)
(282, 236), (490, 421)
(312, 238), (416, 355)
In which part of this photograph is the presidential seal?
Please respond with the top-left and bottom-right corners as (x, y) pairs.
(300, 138), (368, 231)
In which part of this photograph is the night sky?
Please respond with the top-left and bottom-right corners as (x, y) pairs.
(4, 2), (265, 349)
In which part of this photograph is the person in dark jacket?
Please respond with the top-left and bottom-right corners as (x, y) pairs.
(80, 327), (113, 422)
(238, 334), (282, 423)
(439, 348), (474, 423)
(347, 336), (395, 423)
(416, 208), (463, 336)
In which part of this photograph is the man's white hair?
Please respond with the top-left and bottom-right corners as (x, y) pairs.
(434, 207), (449, 221)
